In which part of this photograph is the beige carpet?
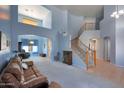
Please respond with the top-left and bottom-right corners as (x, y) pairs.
(23, 56), (123, 88)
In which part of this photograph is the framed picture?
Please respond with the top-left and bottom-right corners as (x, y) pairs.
(0, 31), (1, 50)
(1, 32), (7, 50)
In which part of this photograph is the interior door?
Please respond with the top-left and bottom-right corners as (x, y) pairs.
(104, 37), (110, 62)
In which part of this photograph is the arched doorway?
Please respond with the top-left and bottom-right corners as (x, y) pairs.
(104, 37), (111, 62)
(17, 35), (52, 62)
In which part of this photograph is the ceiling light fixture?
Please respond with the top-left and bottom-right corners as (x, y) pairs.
(110, 5), (124, 19)
(29, 41), (34, 44)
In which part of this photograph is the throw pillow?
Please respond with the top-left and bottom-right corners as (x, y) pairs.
(21, 63), (28, 70)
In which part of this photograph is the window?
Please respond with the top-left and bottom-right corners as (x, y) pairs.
(22, 46), (38, 52)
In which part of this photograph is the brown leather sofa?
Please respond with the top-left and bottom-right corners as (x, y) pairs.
(0, 57), (61, 88)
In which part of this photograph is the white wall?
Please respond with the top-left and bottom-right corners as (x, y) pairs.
(42, 12), (52, 29)
(68, 14), (84, 39)
(79, 30), (101, 58)
(100, 5), (124, 66)
(116, 5), (124, 67)
(79, 30), (100, 46)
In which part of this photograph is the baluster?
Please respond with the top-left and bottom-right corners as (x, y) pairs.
(86, 48), (89, 70)
(94, 50), (97, 66)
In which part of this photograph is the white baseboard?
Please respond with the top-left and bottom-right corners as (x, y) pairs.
(115, 64), (124, 68)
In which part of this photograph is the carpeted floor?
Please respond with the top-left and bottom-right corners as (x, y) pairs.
(23, 56), (122, 88)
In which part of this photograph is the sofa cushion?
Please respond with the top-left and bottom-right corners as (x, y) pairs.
(21, 76), (48, 88)
(1, 73), (20, 88)
(25, 61), (34, 67)
(23, 67), (36, 81)
(10, 57), (22, 65)
(5, 63), (22, 82)
(22, 63), (28, 70)
(31, 66), (43, 77)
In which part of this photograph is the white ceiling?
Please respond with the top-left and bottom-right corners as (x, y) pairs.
(18, 5), (50, 20)
(54, 5), (103, 17)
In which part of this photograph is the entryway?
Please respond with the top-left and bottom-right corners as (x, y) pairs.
(17, 35), (52, 61)
(104, 37), (111, 62)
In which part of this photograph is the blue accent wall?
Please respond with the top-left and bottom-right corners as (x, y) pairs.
(0, 20), (11, 72)
(21, 39), (38, 46)
(100, 6), (116, 64)
(0, 5), (86, 72)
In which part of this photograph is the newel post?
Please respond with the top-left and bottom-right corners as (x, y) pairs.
(86, 48), (89, 70)
(94, 50), (97, 66)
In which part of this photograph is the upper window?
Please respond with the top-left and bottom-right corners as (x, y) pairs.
(0, 5), (10, 20)
(18, 5), (52, 29)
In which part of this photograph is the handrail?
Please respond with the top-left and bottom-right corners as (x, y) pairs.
(85, 48), (89, 70)
(78, 23), (97, 37)
(84, 23), (96, 31)
(94, 50), (97, 66)
(78, 39), (96, 69)
(78, 39), (94, 52)
(73, 22), (97, 69)
(78, 26), (84, 37)
(79, 39), (89, 49)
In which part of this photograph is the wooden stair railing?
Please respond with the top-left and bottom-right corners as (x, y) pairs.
(85, 48), (89, 70)
(71, 37), (97, 70)
(78, 39), (97, 69)
(94, 50), (97, 66)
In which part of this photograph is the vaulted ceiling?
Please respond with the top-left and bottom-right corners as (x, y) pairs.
(54, 5), (104, 17)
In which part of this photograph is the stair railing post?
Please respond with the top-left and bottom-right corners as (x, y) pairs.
(94, 50), (97, 66)
(86, 48), (89, 70)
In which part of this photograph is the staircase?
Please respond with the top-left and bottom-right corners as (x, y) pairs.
(71, 38), (86, 62)
(71, 23), (97, 70)
(72, 37), (96, 69)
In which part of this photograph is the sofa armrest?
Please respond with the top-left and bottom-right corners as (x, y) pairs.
(23, 61), (34, 67)
(0, 83), (18, 88)
(21, 76), (48, 88)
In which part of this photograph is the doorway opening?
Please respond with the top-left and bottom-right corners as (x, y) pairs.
(17, 35), (52, 61)
(89, 39), (96, 50)
(104, 37), (111, 62)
